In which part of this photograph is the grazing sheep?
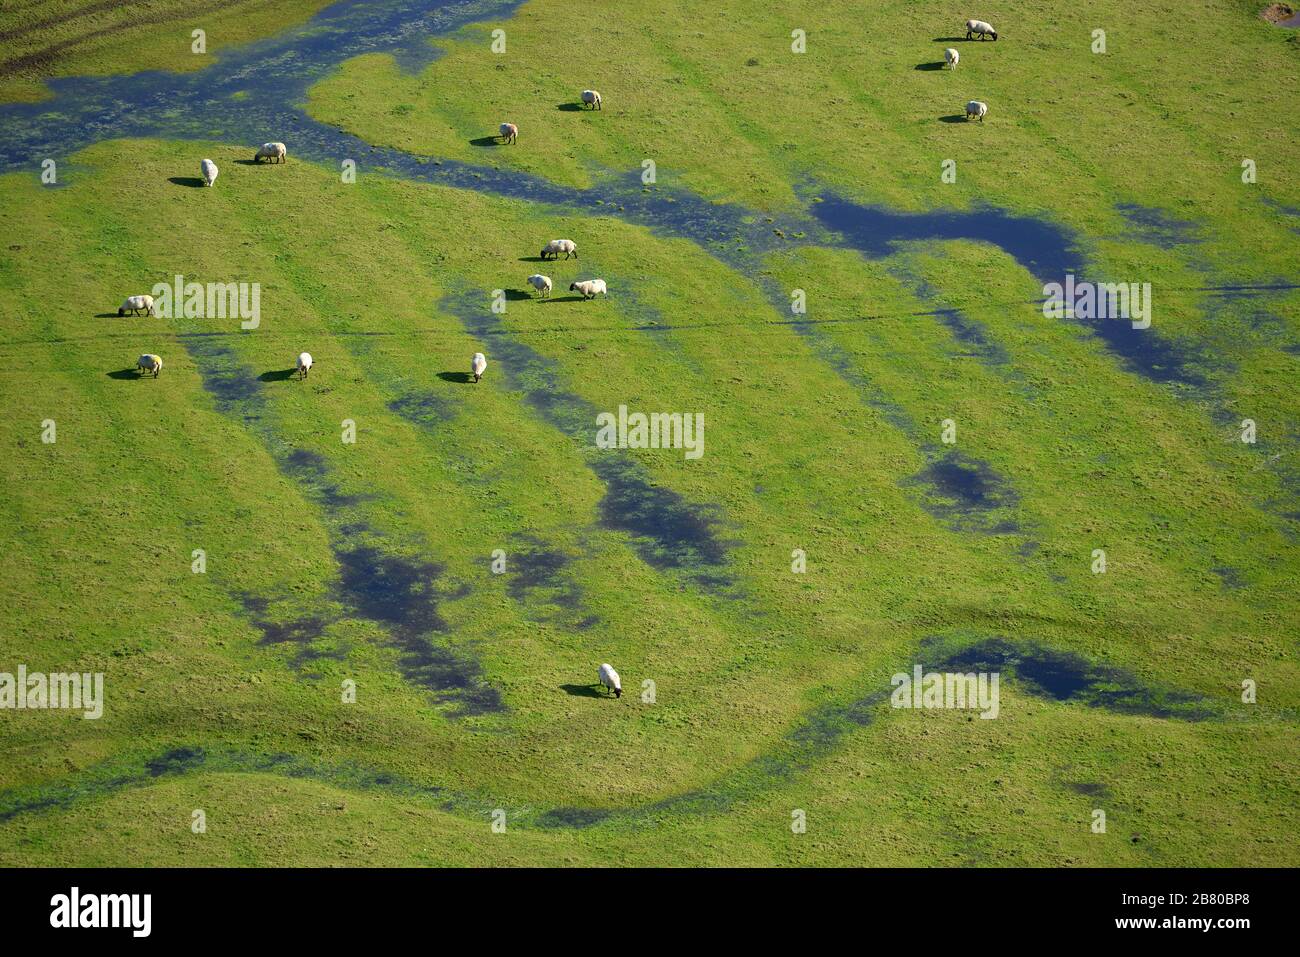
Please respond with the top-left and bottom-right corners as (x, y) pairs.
(965, 100), (988, 122)
(527, 274), (553, 297)
(499, 122), (518, 144)
(945, 48), (959, 69)
(581, 89), (602, 110)
(965, 19), (997, 40)
(541, 239), (577, 260)
(136, 354), (163, 377)
(118, 295), (156, 317)
(200, 158), (218, 187)
(569, 279), (607, 299)
(296, 352), (313, 378)
(598, 663), (622, 699)
(254, 142), (287, 163)
(471, 352), (487, 383)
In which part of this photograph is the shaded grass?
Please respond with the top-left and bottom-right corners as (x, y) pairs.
(0, 0), (1296, 866)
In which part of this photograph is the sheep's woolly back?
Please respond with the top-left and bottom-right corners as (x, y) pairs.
(598, 663), (621, 691)
(297, 352), (312, 368)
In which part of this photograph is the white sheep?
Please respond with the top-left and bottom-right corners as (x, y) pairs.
(118, 294), (156, 317)
(945, 48), (959, 69)
(499, 122), (518, 144)
(254, 142), (287, 163)
(965, 100), (988, 122)
(471, 352), (487, 383)
(136, 354), (163, 377)
(527, 274), (553, 297)
(965, 19), (997, 40)
(597, 663), (622, 698)
(296, 352), (313, 378)
(201, 158), (218, 187)
(569, 279), (607, 299)
(581, 90), (602, 110)
(541, 239), (577, 260)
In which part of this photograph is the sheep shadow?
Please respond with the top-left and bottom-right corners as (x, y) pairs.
(556, 102), (583, 112)
(933, 36), (967, 42)
(518, 255), (550, 263)
(258, 368), (298, 382)
(503, 289), (533, 301)
(542, 295), (587, 303)
(939, 114), (970, 123)
(915, 61), (946, 71)
(560, 683), (605, 699)
(437, 371), (474, 383)
(469, 136), (504, 147)
(233, 159), (264, 166)
(168, 176), (206, 188)
(106, 368), (145, 380)
(93, 312), (121, 319)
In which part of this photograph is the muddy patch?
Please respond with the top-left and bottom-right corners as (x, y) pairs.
(334, 542), (501, 715)
(921, 635), (1216, 720)
(182, 335), (263, 411)
(903, 450), (1021, 533)
(1262, 3), (1300, 26)
(504, 534), (596, 627)
(930, 307), (1012, 366)
(387, 390), (456, 428)
(283, 448), (371, 509)
(1066, 781), (1111, 799)
(180, 329), (502, 716)
(441, 291), (736, 589)
(1116, 203), (1204, 248)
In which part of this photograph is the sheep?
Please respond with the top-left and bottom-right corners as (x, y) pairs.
(118, 294), (156, 317)
(581, 89), (602, 110)
(201, 158), (218, 187)
(569, 279), (607, 299)
(254, 142), (287, 163)
(965, 19), (997, 40)
(471, 352), (487, 383)
(136, 354), (163, 377)
(965, 100), (988, 122)
(499, 122), (518, 144)
(296, 352), (312, 378)
(527, 274), (553, 297)
(597, 663), (622, 699)
(540, 239), (577, 260)
(945, 47), (959, 69)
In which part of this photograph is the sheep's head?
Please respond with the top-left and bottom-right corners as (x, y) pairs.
(990, 31), (998, 39)
(117, 307), (125, 316)
(614, 686), (622, 698)
(569, 282), (578, 291)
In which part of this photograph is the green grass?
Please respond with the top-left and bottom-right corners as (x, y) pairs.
(0, 0), (1296, 865)
(0, 0), (334, 102)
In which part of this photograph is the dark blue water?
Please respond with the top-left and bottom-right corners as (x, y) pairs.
(0, 634), (1221, 830)
(439, 290), (736, 587)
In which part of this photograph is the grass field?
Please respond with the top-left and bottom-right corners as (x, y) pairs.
(0, 0), (334, 102)
(0, 0), (1296, 866)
